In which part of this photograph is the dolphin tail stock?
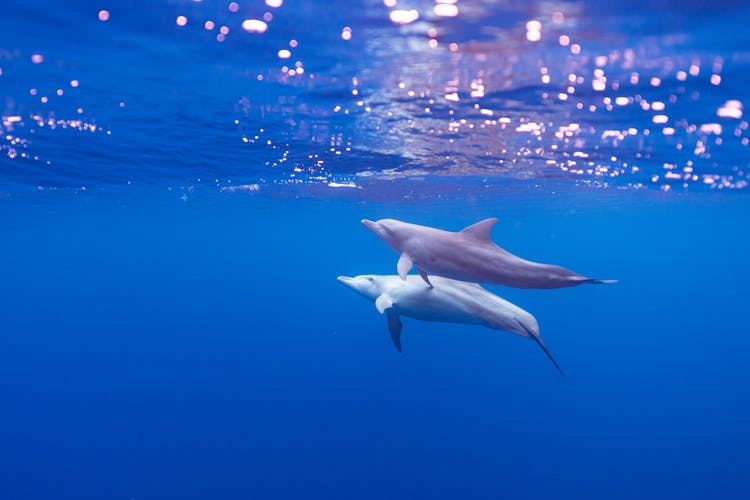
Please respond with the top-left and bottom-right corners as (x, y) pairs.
(518, 322), (565, 378)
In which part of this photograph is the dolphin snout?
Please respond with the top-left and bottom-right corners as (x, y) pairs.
(361, 219), (378, 231)
(362, 219), (387, 238)
(337, 276), (353, 284)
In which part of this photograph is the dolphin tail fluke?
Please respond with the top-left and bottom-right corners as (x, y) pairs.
(517, 321), (565, 377)
(588, 279), (618, 284)
(533, 336), (565, 378)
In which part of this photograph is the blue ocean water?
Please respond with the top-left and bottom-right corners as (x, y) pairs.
(1, 1), (750, 499)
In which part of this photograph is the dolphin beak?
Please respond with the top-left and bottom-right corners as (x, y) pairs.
(361, 219), (379, 233)
(337, 276), (354, 285)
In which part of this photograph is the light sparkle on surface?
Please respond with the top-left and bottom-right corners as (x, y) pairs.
(389, 10), (419, 25)
(526, 20), (542, 42)
(2, 0), (747, 193)
(434, 4), (458, 17)
(242, 19), (268, 33)
(717, 100), (743, 119)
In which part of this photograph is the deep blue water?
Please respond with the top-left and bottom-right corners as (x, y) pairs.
(2, 1), (750, 499)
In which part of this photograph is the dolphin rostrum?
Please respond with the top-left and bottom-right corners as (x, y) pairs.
(337, 274), (564, 376)
(361, 218), (617, 289)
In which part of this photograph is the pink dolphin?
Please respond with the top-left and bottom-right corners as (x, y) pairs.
(361, 217), (617, 289)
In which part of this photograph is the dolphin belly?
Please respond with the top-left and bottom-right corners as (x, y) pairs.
(390, 288), (482, 325)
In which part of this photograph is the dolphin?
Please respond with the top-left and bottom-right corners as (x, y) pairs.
(361, 218), (617, 289)
(337, 274), (564, 376)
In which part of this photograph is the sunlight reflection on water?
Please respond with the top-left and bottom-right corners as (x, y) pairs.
(0, 0), (748, 193)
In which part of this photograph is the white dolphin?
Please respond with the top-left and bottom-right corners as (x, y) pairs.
(337, 274), (564, 376)
(361, 217), (617, 289)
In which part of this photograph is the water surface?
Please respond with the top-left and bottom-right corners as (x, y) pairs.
(1, 1), (749, 499)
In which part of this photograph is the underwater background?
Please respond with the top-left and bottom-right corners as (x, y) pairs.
(1, 1), (749, 498)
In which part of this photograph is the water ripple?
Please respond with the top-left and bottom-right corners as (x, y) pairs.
(1, 0), (749, 194)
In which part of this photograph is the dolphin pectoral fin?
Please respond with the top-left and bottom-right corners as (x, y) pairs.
(517, 321), (565, 378)
(460, 217), (499, 242)
(386, 310), (403, 352)
(397, 253), (413, 280)
(417, 267), (433, 287)
(375, 293), (394, 314)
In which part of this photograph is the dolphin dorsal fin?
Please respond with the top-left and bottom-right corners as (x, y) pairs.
(460, 218), (498, 242)
(375, 293), (394, 314)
